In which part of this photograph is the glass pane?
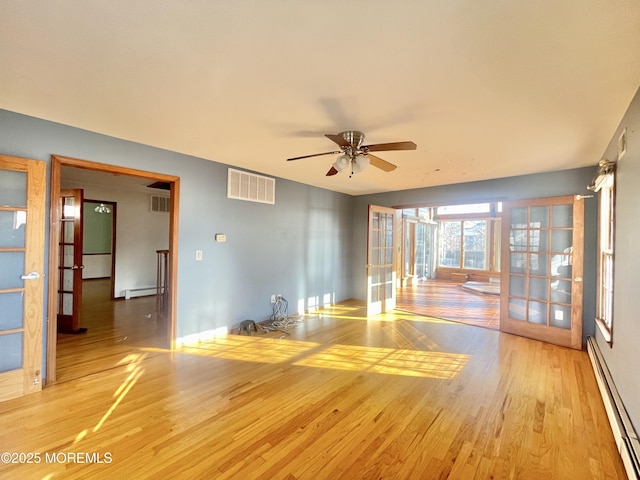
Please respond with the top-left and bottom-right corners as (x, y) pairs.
(509, 298), (527, 320)
(63, 292), (73, 315)
(63, 245), (74, 267)
(0, 210), (26, 248)
(385, 281), (392, 299)
(63, 220), (74, 243)
(63, 196), (75, 218)
(552, 205), (573, 228)
(528, 301), (548, 325)
(510, 207), (528, 228)
(529, 277), (549, 301)
(530, 254), (548, 276)
(0, 332), (23, 372)
(372, 213), (379, 229)
(550, 304), (571, 329)
(551, 230), (573, 253)
(530, 206), (548, 228)
(510, 229), (527, 251)
(62, 269), (74, 291)
(0, 292), (24, 330)
(551, 279), (572, 304)
(529, 229), (548, 252)
(0, 171), (27, 207)
(510, 253), (526, 274)
(0, 252), (24, 289)
(509, 276), (526, 297)
(551, 255), (572, 279)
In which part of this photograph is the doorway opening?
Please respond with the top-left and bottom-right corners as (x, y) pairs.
(395, 202), (502, 330)
(47, 155), (180, 384)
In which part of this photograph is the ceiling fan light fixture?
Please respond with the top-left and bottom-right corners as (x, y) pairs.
(351, 154), (370, 175)
(333, 154), (351, 172)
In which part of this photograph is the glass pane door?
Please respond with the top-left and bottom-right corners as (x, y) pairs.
(0, 155), (46, 401)
(500, 195), (584, 349)
(367, 205), (398, 316)
(58, 189), (85, 333)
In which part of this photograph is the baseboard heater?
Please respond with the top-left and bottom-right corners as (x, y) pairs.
(124, 287), (157, 299)
(586, 336), (640, 479)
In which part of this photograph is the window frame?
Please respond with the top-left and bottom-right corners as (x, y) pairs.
(592, 163), (616, 345)
(437, 218), (490, 271)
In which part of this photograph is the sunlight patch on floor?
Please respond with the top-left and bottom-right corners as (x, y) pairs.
(294, 344), (469, 379)
(175, 335), (320, 364)
(142, 333), (469, 380)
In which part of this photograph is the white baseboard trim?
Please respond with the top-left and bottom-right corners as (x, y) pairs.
(587, 336), (639, 480)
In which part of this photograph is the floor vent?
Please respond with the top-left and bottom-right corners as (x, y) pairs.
(150, 195), (170, 213)
(227, 168), (275, 205)
(587, 336), (639, 479)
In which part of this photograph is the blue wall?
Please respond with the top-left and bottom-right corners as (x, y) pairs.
(595, 87), (640, 437)
(0, 109), (355, 347)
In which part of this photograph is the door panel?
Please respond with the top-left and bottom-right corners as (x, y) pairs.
(0, 155), (46, 401)
(367, 205), (400, 316)
(57, 189), (85, 333)
(500, 195), (584, 349)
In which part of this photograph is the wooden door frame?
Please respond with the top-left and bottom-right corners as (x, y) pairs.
(46, 155), (180, 384)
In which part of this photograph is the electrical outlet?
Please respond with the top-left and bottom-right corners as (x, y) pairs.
(195, 250), (203, 261)
(270, 294), (276, 303)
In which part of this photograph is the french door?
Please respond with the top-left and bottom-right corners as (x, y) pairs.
(366, 205), (401, 316)
(500, 195), (584, 349)
(57, 189), (85, 333)
(0, 155), (45, 401)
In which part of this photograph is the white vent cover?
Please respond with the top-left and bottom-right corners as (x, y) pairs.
(150, 195), (170, 213)
(227, 168), (275, 205)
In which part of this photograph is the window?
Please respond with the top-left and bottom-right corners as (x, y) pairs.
(439, 221), (462, 267)
(591, 160), (616, 344)
(438, 220), (488, 270)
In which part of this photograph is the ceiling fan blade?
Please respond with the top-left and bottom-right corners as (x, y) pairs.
(326, 166), (339, 176)
(363, 141), (417, 152)
(325, 133), (350, 147)
(368, 153), (397, 172)
(287, 150), (341, 161)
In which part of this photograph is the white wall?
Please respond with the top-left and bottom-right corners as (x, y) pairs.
(82, 254), (111, 279)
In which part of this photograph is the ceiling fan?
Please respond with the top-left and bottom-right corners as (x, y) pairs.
(287, 130), (417, 177)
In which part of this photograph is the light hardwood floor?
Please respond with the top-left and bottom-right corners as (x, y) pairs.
(397, 280), (500, 330)
(0, 280), (625, 479)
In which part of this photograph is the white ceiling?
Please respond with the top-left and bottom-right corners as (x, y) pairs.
(2, 1), (640, 195)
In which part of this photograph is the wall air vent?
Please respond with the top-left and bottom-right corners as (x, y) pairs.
(150, 195), (170, 213)
(227, 168), (275, 205)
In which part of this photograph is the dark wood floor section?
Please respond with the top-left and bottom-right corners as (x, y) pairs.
(0, 280), (624, 479)
(397, 280), (500, 330)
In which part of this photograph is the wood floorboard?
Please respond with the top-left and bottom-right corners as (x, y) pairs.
(0, 279), (625, 479)
(397, 280), (500, 330)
